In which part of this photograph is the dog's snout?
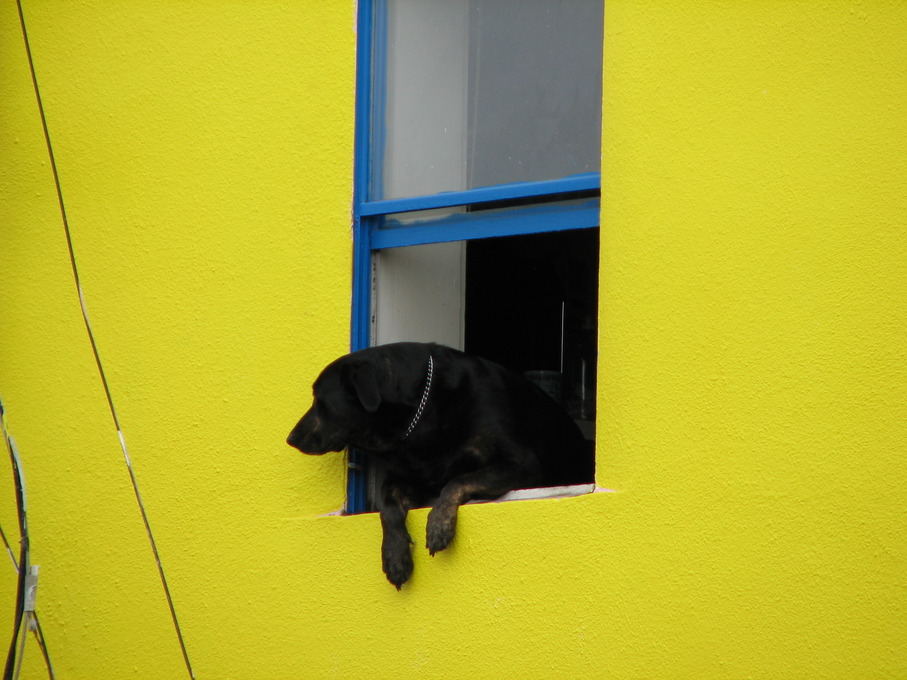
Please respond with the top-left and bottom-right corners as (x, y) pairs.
(287, 411), (337, 454)
(287, 415), (317, 447)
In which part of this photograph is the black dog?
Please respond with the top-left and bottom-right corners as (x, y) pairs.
(286, 342), (591, 588)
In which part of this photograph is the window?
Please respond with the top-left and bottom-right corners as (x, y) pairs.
(349, 0), (603, 513)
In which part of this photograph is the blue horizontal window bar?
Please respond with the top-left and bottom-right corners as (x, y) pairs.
(359, 172), (600, 217)
(370, 197), (600, 250)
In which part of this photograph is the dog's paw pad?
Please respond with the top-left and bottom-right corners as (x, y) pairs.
(382, 544), (414, 589)
(425, 512), (456, 555)
(426, 538), (451, 556)
(383, 560), (412, 589)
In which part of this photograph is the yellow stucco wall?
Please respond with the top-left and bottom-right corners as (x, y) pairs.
(1, 1), (905, 679)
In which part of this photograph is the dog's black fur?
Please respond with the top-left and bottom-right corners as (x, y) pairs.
(286, 342), (591, 588)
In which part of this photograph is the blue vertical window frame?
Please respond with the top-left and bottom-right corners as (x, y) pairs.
(347, 0), (377, 512)
(348, 0), (602, 514)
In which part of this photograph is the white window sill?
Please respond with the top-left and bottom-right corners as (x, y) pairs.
(475, 483), (600, 504)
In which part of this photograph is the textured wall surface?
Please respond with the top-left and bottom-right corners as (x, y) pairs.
(597, 2), (906, 676)
(1, 1), (905, 679)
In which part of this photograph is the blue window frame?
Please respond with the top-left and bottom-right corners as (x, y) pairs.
(348, 0), (603, 513)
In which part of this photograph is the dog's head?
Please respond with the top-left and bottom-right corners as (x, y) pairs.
(286, 353), (401, 455)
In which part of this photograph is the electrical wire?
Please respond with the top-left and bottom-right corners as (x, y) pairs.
(14, 2), (195, 678)
(0, 401), (54, 680)
(0, 523), (18, 571)
(2, 405), (29, 680)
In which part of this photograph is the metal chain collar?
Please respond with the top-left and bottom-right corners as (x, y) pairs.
(402, 355), (434, 440)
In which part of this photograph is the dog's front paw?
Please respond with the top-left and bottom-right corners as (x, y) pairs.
(382, 537), (413, 590)
(425, 504), (458, 556)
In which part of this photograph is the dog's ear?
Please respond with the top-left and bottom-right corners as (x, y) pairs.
(349, 363), (381, 413)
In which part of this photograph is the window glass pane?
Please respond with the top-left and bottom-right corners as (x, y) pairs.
(374, 0), (603, 200)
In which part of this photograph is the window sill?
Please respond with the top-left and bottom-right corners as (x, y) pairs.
(471, 483), (599, 504)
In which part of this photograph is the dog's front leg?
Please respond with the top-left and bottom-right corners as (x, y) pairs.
(425, 466), (532, 556)
(379, 480), (416, 589)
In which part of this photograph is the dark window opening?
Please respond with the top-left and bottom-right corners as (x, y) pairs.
(465, 228), (598, 485)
